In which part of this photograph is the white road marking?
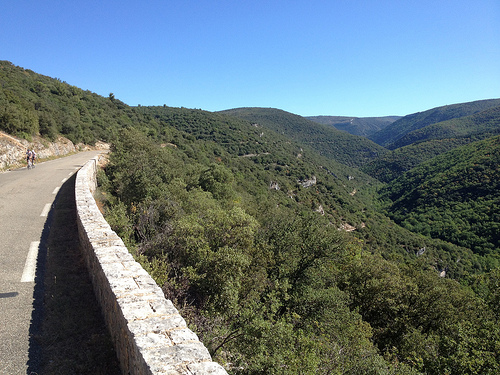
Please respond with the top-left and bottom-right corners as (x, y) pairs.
(21, 241), (40, 282)
(61, 178), (67, 183)
(52, 187), (60, 195)
(40, 203), (51, 217)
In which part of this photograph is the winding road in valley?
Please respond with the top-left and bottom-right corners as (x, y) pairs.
(0, 151), (103, 374)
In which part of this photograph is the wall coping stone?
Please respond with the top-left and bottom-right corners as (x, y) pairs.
(75, 156), (228, 375)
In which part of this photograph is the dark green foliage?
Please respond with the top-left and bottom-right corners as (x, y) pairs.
(306, 115), (401, 137)
(390, 105), (500, 149)
(340, 255), (500, 375)
(220, 107), (389, 167)
(370, 98), (500, 147)
(101, 131), (428, 373)
(0, 60), (151, 144)
(381, 136), (500, 258)
(0, 102), (39, 137)
(38, 111), (58, 140)
(199, 163), (237, 202)
(101, 127), (498, 374)
(361, 104), (500, 182)
(361, 138), (472, 182)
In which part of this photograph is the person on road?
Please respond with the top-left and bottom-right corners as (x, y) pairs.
(26, 148), (32, 167)
(30, 149), (36, 167)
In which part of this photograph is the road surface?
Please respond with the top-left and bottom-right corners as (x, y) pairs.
(0, 151), (103, 374)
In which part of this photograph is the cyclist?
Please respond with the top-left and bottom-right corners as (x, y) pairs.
(30, 149), (36, 167)
(26, 148), (32, 168)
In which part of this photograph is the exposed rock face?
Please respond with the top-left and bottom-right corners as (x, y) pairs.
(315, 204), (325, 215)
(298, 175), (317, 188)
(269, 181), (280, 190)
(339, 222), (356, 232)
(0, 131), (108, 171)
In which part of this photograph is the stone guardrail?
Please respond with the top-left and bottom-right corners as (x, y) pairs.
(75, 156), (228, 375)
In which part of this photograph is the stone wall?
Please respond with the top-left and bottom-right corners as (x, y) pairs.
(75, 156), (228, 375)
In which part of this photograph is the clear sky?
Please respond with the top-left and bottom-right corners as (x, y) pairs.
(1, 0), (499, 117)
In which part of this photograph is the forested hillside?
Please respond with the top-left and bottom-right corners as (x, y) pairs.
(219, 107), (388, 167)
(0, 61), (148, 144)
(361, 102), (500, 182)
(390, 104), (500, 149)
(1, 60), (499, 374)
(361, 138), (476, 182)
(381, 136), (500, 262)
(101, 129), (498, 375)
(369, 99), (500, 148)
(306, 115), (401, 137)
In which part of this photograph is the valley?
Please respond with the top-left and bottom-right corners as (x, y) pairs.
(1, 59), (499, 375)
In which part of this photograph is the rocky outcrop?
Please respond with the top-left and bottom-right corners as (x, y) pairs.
(0, 131), (108, 171)
(298, 175), (317, 188)
(269, 181), (280, 190)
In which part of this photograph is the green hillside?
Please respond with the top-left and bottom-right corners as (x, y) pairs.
(369, 99), (500, 148)
(381, 136), (500, 260)
(390, 105), (500, 149)
(362, 104), (500, 182)
(219, 107), (388, 167)
(361, 138), (473, 182)
(2, 60), (499, 375)
(102, 129), (498, 375)
(0, 60), (145, 144)
(306, 115), (401, 137)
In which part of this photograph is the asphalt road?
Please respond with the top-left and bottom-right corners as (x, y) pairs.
(0, 151), (103, 375)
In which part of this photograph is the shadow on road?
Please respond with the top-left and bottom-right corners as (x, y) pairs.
(28, 173), (121, 374)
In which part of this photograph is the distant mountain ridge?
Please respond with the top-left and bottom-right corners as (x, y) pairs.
(219, 107), (388, 167)
(368, 98), (500, 148)
(361, 101), (500, 182)
(389, 104), (500, 149)
(306, 115), (401, 137)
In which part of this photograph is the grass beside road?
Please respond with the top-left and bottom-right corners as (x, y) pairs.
(38, 173), (121, 374)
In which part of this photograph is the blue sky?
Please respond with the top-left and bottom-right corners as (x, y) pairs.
(2, 1), (499, 117)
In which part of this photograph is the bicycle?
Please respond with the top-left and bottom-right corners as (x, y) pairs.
(27, 159), (33, 169)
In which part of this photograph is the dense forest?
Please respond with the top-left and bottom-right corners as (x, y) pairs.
(380, 136), (500, 260)
(1, 60), (499, 374)
(360, 138), (475, 183)
(219, 107), (389, 168)
(306, 115), (401, 137)
(369, 99), (500, 148)
(359, 104), (500, 183)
